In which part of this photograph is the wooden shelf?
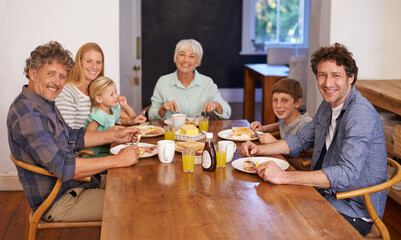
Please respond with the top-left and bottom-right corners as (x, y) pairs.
(357, 80), (401, 206)
(386, 141), (401, 160)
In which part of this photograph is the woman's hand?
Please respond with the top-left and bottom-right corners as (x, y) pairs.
(162, 100), (179, 113)
(203, 101), (222, 114)
(134, 115), (147, 124)
(250, 121), (263, 131)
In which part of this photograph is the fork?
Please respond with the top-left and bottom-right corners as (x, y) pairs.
(244, 160), (257, 168)
(128, 134), (142, 146)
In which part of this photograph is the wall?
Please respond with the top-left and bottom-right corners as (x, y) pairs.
(141, 0), (266, 107)
(0, 0), (120, 190)
(306, 0), (401, 115)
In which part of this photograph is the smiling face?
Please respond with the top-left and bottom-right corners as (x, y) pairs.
(95, 84), (119, 110)
(272, 92), (301, 124)
(317, 60), (354, 108)
(28, 62), (67, 101)
(81, 50), (103, 82)
(175, 49), (199, 75)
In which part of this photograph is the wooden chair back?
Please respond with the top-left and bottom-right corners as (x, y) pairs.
(336, 157), (401, 240)
(10, 154), (101, 240)
(141, 105), (151, 119)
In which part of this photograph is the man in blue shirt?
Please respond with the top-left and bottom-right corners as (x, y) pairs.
(7, 41), (140, 222)
(240, 43), (387, 236)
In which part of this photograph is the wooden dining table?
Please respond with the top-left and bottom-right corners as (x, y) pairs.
(101, 120), (363, 239)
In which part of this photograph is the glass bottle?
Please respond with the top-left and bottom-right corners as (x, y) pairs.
(202, 132), (216, 172)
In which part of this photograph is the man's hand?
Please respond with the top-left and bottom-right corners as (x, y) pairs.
(112, 126), (139, 144)
(239, 140), (260, 157)
(116, 145), (140, 166)
(257, 161), (285, 184)
(259, 133), (277, 144)
(250, 121), (263, 131)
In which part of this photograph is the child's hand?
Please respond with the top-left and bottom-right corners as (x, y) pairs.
(259, 133), (277, 144)
(134, 115), (147, 124)
(250, 121), (263, 131)
(118, 96), (128, 107)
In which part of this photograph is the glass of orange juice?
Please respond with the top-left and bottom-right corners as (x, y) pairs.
(164, 125), (175, 141)
(216, 144), (227, 167)
(182, 148), (196, 172)
(199, 115), (209, 132)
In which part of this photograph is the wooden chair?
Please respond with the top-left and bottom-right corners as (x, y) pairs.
(141, 105), (151, 119)
(10, 154), (102, 240)
(336, 157), (401, 240)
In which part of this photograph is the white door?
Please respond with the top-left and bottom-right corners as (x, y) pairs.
(120, 0), (142, 114)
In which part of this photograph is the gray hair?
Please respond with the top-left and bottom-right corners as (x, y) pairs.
(173, 39), (203, 66)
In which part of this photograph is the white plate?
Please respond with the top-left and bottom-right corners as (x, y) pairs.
(218, 129), (259, 141)
(136, 125), (164, 138)
(164, 117), (199, 126)
(231, 157), (289, 174)
(110, 143), (158, 158)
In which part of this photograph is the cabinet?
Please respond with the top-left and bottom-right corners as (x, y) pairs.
(356, 80), (401, 205)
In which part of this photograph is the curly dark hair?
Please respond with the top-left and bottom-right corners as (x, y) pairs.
(24, 41), (74, 79)
(311, 43), (358, 85)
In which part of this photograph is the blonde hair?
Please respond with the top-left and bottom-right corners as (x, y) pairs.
(173, 39), (203, 66)
(66, 42), (105, 87)
(88, 76), (115, 108)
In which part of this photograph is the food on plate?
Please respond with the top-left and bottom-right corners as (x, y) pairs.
(179, 124), (199, 136)
(135, 125), (163, 136)
(138, 146), (157, 157)
(243, 160), (260, 171)
(175, 141), (205, 154)
(230, 127), (255, 140)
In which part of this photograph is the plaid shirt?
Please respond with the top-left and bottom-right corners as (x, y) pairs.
(7, 86), (100, 211)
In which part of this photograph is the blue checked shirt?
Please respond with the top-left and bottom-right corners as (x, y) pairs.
(7, 86), (100, 211)
(284, 86), (387, 219)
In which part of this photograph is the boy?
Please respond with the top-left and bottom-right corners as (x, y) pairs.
(251, 78), (312, 143)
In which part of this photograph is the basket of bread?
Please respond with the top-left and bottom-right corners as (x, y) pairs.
(175, 124), (204, 141)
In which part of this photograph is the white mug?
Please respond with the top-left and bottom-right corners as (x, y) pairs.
(157, 140), (175, 163)
(218, 140), (237, 163)
(172, 113), (186, 129)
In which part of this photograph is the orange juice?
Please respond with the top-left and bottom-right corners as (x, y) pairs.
(216, 151), (227, 167)
(199, 120), (209, 132)
(183, 154), (195, 172)
(165, 131), (175, 141)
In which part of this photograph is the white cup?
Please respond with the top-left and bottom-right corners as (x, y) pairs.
(218, 140), (237, 163)
(172, 113), (186, 129)
(157, 140), (175, 163)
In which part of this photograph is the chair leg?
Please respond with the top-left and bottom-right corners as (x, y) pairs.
(25, 207), (30, 240)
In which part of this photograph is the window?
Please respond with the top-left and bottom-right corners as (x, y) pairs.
(241, 0), (310, 55)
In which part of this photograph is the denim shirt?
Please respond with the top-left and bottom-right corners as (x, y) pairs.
(284, 86), (387, 218)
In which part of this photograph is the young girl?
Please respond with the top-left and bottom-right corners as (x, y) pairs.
(84, 76), (146, 157)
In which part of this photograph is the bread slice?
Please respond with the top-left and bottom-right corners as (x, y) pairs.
(231, 127), (254, 140)
(175, 141), (205, 153)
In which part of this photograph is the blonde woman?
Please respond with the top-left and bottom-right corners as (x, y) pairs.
(56, 42), (105, 129)
(84, 76), (146, 156)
